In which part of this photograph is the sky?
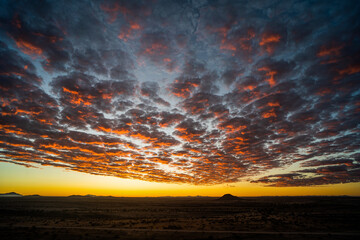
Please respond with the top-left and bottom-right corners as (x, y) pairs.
(0, 0), (360, 197)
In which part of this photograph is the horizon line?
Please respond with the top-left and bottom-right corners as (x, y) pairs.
(1, 193), (360, 198)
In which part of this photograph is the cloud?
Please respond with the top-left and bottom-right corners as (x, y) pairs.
(0, 0), (359, 186)
(140, 81), (170, 107)
(251, 163), (360, 187)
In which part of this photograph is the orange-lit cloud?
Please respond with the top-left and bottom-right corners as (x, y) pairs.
(62, 87), (93, 106)
(258, 67), (277, 87)
(317, 44), (343, 57)
(262, 109), (277, 118)
(118, 22), (142, 41)
(259, 33), (281, 53)
(15, 39), (43, 56)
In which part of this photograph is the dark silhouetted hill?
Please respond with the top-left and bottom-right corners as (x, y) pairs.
(25, 194), (41, 197)
(0, 192), (22, 197)
(217, 194), (240, 201)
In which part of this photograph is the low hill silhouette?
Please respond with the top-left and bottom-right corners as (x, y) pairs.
(0, 192), (22, 197)
(68, 194), (96, 198)
(217, 194), (240, 201)
(25, 194), (41, 197)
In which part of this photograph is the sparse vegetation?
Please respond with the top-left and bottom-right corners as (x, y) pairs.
(0, 196), (359, 239)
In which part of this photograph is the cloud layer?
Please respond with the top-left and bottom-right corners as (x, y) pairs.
(0, 0), (359, 186)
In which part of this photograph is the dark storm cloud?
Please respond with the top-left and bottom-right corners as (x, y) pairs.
(1, 0), (360, 186)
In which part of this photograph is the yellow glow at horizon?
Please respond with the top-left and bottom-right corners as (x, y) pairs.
(1, 162), (360, 197)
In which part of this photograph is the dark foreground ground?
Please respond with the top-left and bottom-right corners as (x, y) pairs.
(0, 196), (359, 240)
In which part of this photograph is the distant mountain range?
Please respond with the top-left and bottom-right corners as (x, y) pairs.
(0, 192), (43, 197)
(0, 192), (241, 199)
(0, 193), (106, 198)
(0, 192), (23, 197)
